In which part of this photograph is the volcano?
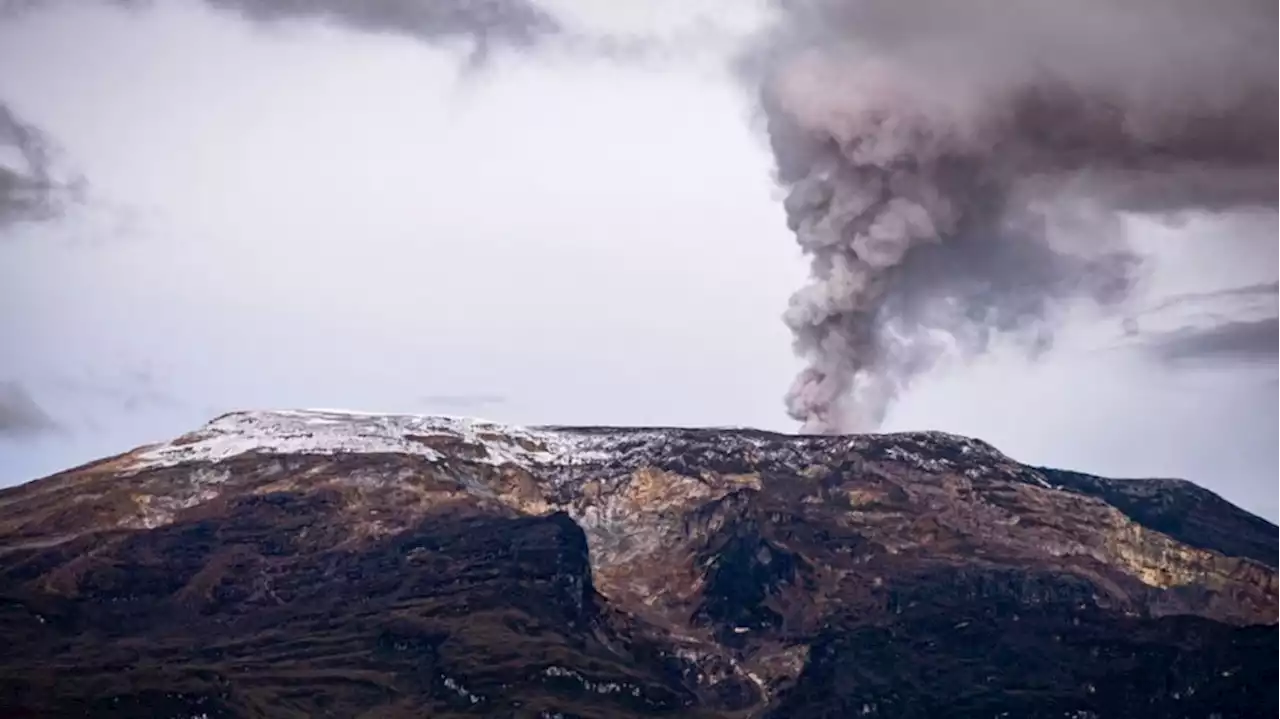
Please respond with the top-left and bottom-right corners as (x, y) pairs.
(0, 409), (1274, 717)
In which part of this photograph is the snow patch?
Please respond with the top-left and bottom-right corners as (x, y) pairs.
(129, 409), (613, 473)
(121, 409), (1044, 501)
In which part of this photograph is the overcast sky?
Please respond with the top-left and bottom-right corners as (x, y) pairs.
(0, 1), (1275, 521)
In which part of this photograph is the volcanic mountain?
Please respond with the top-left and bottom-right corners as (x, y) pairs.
(0, 410), (1275, 718)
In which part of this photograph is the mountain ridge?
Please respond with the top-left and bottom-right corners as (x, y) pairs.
(0, 409), (1274, 718)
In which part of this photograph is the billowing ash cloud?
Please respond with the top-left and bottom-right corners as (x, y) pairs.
(749, 0), (1278, 433)
(0, 102), (79, 231)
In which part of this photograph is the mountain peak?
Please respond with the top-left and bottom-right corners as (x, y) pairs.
(121, 407), (1014, 476)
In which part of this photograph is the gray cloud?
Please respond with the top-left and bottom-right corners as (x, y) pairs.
(2, 2), (89, 232)
(187, 0), (746, 67)
(6, 0), (558, 37)
(0, 381), (59, 437)
(4, 0), (564, 69)
(748, 0), (1278, 432)
(198, 0), (561, 65)
(0, 101), (81, 231)
(1144, 281), (1279, 317)
(1123, 281), (1278, 365)
(1143, 317), (1279, 365)
(1, 3), (86, 232)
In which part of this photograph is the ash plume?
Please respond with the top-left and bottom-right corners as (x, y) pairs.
(750, 0), (1278, 433)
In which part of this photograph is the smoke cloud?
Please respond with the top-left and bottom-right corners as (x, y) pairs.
(750, 0), (1278, 433)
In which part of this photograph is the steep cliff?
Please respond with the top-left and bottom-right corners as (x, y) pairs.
(0, 410), (1274, 718)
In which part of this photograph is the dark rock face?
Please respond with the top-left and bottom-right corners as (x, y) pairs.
(773, 602), (1275, 719)
(1039, 467), (1279, 569)
(0, 411), (1274, 718)
(693, 515), (815, 645)
(0, 500), (695, 717)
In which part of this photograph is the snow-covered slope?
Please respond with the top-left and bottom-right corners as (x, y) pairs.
(131, 409), (617, 471)
(128, 408), (1020, 479)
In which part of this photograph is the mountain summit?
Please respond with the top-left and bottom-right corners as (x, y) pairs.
(0, 409), (1275, 718)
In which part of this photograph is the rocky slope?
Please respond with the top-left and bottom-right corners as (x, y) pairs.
(0, 409), (1275, 718)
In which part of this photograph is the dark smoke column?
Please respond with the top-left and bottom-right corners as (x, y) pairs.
(755, 0), (1278, 434)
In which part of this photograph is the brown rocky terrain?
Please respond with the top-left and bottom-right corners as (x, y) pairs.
(0, 409), (1274, 718)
